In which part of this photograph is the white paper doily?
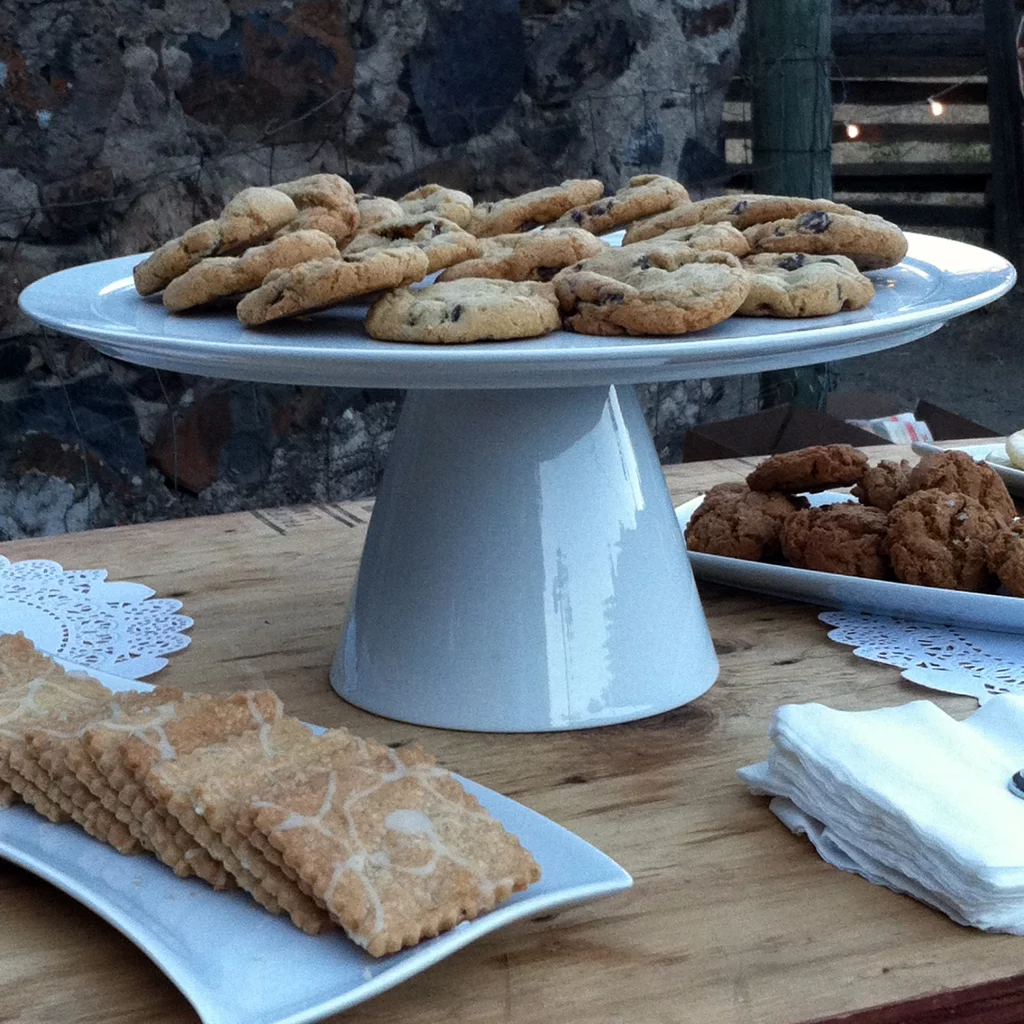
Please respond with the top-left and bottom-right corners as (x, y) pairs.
(0, 556), (192, 678)
(820, 610), (1024, 704)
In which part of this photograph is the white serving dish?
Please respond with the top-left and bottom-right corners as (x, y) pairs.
(676, 492), (1024, 633)
(18, 233), (1015, 731)
(0, 673), (631, 1024)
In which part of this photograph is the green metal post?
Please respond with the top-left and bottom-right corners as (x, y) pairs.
(749, 0), (834, 410)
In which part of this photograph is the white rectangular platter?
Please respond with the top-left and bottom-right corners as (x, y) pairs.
(676, 492), (1024, 634)
(0, 668), (631, 1024)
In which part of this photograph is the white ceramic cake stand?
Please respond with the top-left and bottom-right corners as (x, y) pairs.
(19, 233), (1015, 731)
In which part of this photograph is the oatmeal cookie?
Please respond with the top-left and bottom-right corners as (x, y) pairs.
(743, 211), (908, 270)
(467, 179), (605, 237)
(737, 252), (875, 317)
(398, 184), (474, 227)
(437, 227), (604, 283)
(552, 174), (689, 235)
(553, 241), (748, 336)
(343, 213), (482, 273)
(852, 459), (912, 512)
(365, 278), (559, 344)
(988, 521), (1024, 597)
(887, 489), (1003, 591)
(163, 230), (339, 312)
(905, 450), (1016, 525)
(747, 444), (869, 494)
(780, 503), (891, 578)
(236, 247), (430, 326)
(685, 483), (806, 560)
(133, 187), (298, 295)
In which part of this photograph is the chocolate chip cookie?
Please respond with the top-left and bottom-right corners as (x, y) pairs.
(365, 279), (560, 344)
(623, 194), (859, 242)
(887, 489), (1003, 591)
(355, 194), (404, 230)
(552, 175), (689, 235)
(743, 211), (908, 270)
(343, 213), (482, 273)
(905, 450), (1017, 525)
(468, 179), (605, 237)
(134, 187), (298, 296)
(747, 445), (869, 494)
(737, 252), (875, 317)
(852, 459), (912, 512)
(622, 221), (751, 256)
(988, 521), (1024, 597)
(236, 247), (430, 326)
(437, 227), (604, 283)
(553, 240), (748, 336)
(780, 503), (891, 579)
(273, 173), (359, 246)
(163, 230), (340, 312)
(398, 184), (474, 228)
(685, 483), (806, 560)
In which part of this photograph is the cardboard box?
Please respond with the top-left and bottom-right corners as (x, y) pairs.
(683, 397), (999, 462)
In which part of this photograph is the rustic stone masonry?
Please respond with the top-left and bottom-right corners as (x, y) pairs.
(0, 0), (744, 538)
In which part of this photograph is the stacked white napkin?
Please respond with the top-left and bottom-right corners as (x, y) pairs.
(740, 695), (1024, 932)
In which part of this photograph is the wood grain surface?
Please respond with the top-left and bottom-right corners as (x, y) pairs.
(2, 440), (1022, 1024)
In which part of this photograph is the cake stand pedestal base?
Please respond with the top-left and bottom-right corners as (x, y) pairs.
(330, 384), (718, 731)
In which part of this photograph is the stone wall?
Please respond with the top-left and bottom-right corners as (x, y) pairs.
(0, 0), (744, 539)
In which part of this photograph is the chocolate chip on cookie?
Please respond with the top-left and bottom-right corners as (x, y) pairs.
(905, 450), (1017, 526)
(685, 483), (807, 560)
(552, 175), (689, 235)
(887, 489), (1003, 591)
(781, 503), (891, 579)
(747, 445), (869, 494)
(437, 227), (604, 283)
(743, 211), (908, 270)
(553, 240), (749, 336)
(737, 252), (875, 317)
(365, 278), (560, 344)
(852, 459), (912, 512)
(468, 179), (605, 237)
(988, 521), (1024, 596)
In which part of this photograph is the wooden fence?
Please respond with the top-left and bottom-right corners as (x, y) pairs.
(725, 9), (1024, 266)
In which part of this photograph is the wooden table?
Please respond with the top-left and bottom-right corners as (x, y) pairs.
(2, 440), (1022, 1024)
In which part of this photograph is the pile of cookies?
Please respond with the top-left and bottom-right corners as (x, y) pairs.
(686, 445), (1024, 596)
(133, 172), (909, 343)
(0, 633), (539, 956)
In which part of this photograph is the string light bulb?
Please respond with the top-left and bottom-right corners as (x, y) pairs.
(845, 123), (861, 139)
(929, 98), (945, 117)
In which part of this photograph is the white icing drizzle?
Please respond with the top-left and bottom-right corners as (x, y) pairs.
(0, 676), (101, 738)
(244, 693), (276, 759)
(256, 743), (515, 943)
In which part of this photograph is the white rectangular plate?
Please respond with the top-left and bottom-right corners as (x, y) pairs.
(0, 669), (631, 1024)
(677, 492), (1024, 633)
(950, 443), (1024, 497)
